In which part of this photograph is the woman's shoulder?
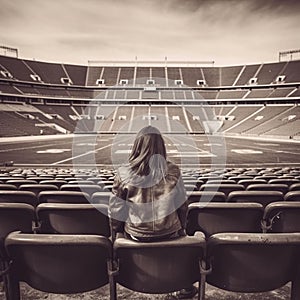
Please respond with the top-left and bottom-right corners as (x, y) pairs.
(166, 161), (181, 177)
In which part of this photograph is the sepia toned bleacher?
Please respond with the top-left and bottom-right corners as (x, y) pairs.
(0, 166), (300, 298)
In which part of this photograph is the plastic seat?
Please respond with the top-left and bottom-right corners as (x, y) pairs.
(39, 180), (67, 188)
(187, 202), (263, 237)
(203, 233), (300, 299)
(67, 180), (95, 185)
(285, 191), (300, 202)
(0, 203), (35, 298)
(254, 175), (278, 181)
(228, 175), (253, 182)
(0, 184), (17, 191)
(269, 179), (300, 187)
(113, 235), (205, 298)
(206, 179), (236, 185)
(91, 191), (112, 205)
(6, 180), (37, 188)
(289, 183), (300, 191)
(36, 203), (110, 236)
(247, 184), (289, 194)
(263, 202), (300, 233)
(200, 184), (244, 197)
(227, 190), (284, 207)
(5, 232), (114, 299)
(187, 191), (226, 204)
(26, 177), (53, 183)
(19, 184), (58, 196)
(237, 179), (267, 188)
(39, 191), (90, 204)
(0, 191), (38, 207)
(60, 184), (102, 195)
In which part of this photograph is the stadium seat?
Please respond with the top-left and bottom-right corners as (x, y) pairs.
(5, 232), (114, 299)
(254, 175), (278, 181)
(113, 235), (205, 298)
(263, 202), (300, 233)
(183, 179), (203, 190)
(184, 184), (198, 191)
(38, 191), (90, 204)
(269, 179), (300, 187)
(237, 179), (267, 188)
(0, 203), (35, 256)
(0, 203), (35, 298)
(289, 183), (300, 191)
(227, 190), (284, 207)
(68, 180), (96, 185)
(0, 184), (17, 190)
(228, 175), (253, 182)
(60, 184), (102, 195)
(247, 184), (289, 194)
(39, 180), (67, 188)
(206, 179), (236, 185)
(0, 177), (17, 183)
(187, 191), (226, 204)
(285, 191), (300, 202)
(186, 202), (264, 237)
(198, 176), (224, 183)
(6, 180), (37, 188)
(91, 191), (112, 205)
(19, 184), (59, 196)
(36, 203), (110, 236)
(26, 177), (53, 183)
(199, 184), (245, 197)
(203, 233), (300, 299)
(0, 191), (38, 207)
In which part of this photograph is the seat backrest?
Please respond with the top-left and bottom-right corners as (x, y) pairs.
(187, 203), (264, 236)
(26, 177), (53, 183)
(227, 190), (284, 207)
(6, 180), (37, 188)
(114, 235), (205, 294)
(0, 184), (17, 190)
(36, 203), (110, 236)
(269, 179), (300, 187)
(0, 203), (34, 241)
(67, 180), (95, 185)
(5, 232), (112, 296)
(60, 184), (102, 195)
(206, 232), (300, 294)
(289, 183), (300, 192)
(264, 202), (300, 233)
(19, 184), (58, 196)
(237, 179), (267, 188)
(38, 191), (90, 204)
(39, 180), (67, 188)
(200, 184), (245, 196)
(0, 191), (38, 207)
(187, 191), (226, 204)
(247, 184), (289, 194)
(91, 192), (112, 205)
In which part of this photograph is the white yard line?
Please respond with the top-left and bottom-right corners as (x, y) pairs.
(51, 144), (112, 165)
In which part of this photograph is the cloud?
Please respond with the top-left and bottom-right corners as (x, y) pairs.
(0, 0), (299, 65)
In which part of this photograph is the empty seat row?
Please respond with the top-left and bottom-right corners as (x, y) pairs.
(2, 231), (300, 299)
(187, 201), (300, 236)
(0, 190), (111, 207)
(188, 190), (300, 206)
(0, 183), (112, 196)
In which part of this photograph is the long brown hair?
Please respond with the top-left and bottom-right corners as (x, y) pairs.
(129, 126), (167, 178)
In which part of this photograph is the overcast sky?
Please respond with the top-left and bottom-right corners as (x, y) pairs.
(0, 0), (300, 66)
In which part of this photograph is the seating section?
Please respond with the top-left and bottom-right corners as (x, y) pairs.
(0, 166), (300, 298)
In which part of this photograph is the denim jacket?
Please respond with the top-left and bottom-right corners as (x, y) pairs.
(109, 161), (188, 239)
